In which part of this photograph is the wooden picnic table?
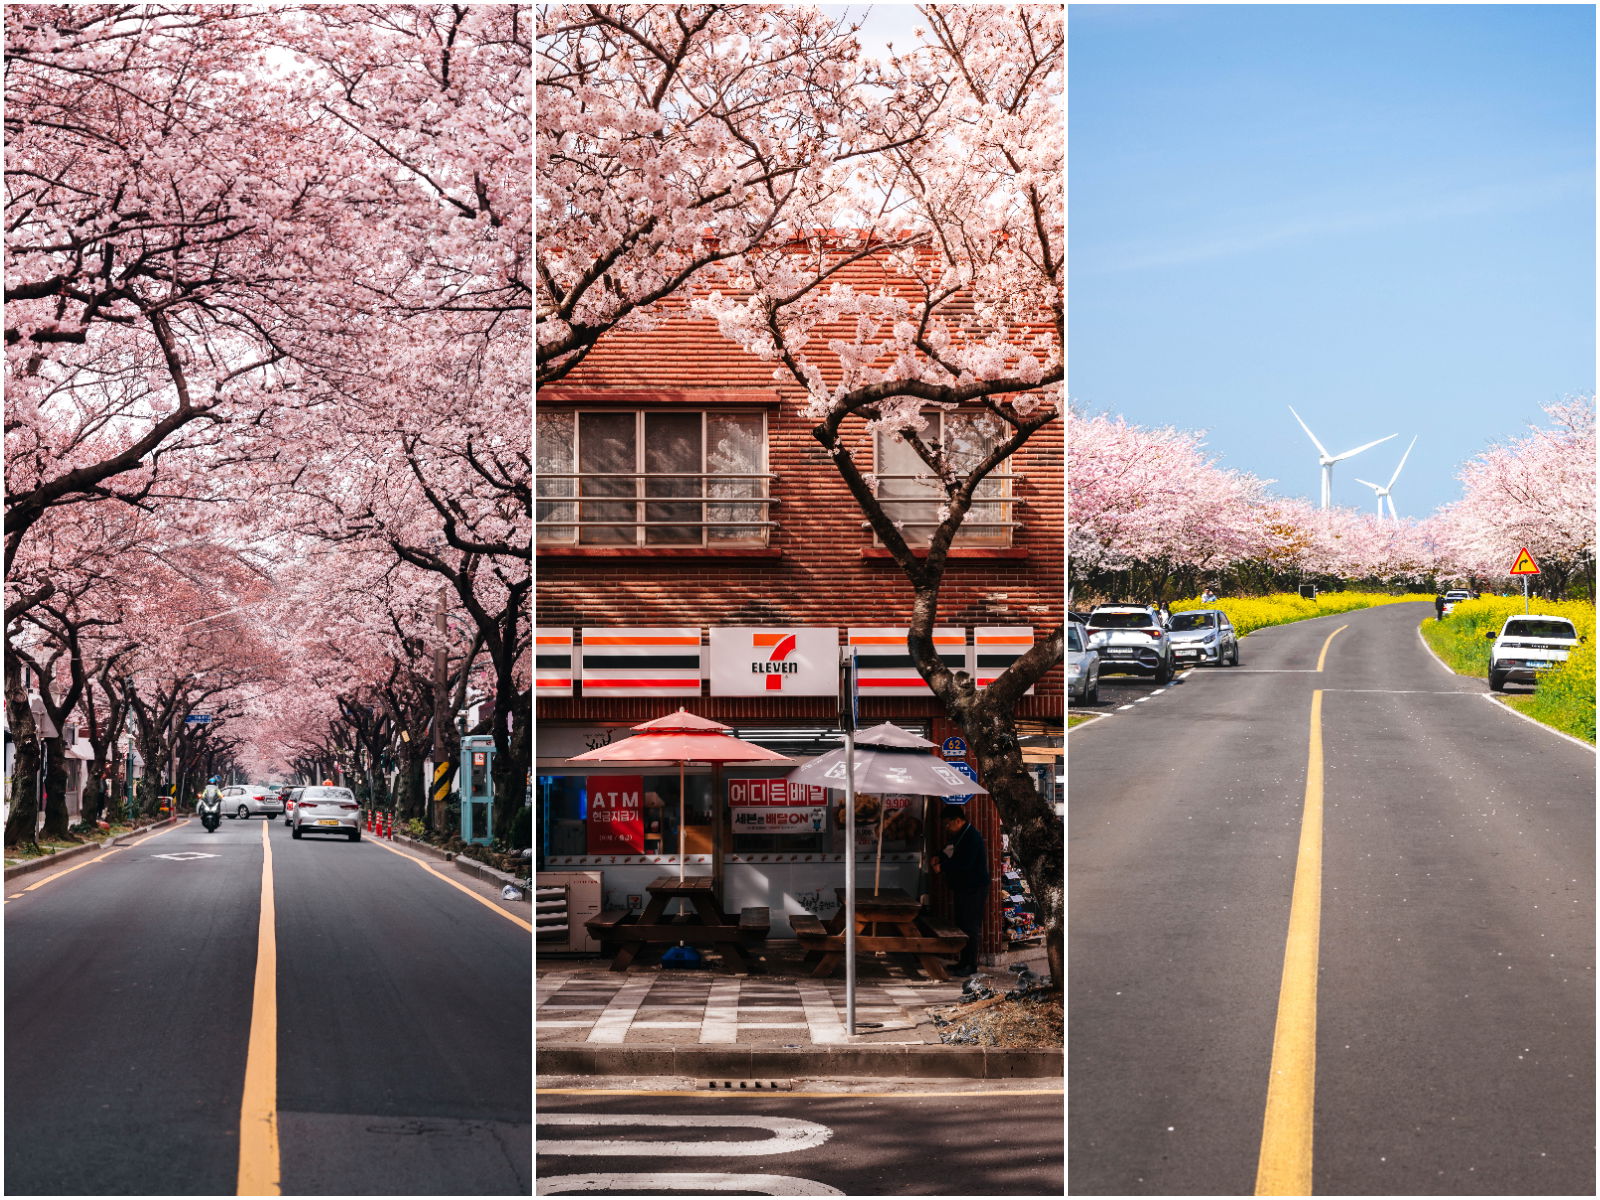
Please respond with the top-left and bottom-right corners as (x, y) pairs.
(788, 886), (967, 981)
(585, 875), (769, 973)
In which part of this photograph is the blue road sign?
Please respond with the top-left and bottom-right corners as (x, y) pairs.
(946, 760), (978, 804)
(184, 715), (213, 724)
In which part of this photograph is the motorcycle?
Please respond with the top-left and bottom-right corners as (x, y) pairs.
(197, 796), (222, 833)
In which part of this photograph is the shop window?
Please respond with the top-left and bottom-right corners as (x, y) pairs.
(537, 410), (771, 547)
(873, 410), (1013, 546)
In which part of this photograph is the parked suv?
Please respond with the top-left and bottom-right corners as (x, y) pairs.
(1166, 608), (1239, 667)
(220, 784), (284, 820)
(1485, 615), (1582, 692)
(1085, 605), (1175, 683)
(1441, 588), (1473, 615)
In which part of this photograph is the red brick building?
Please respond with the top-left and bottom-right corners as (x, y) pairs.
(535, 264), (1062, 962)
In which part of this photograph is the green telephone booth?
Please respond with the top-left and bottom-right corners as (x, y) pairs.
(460, 735), (495, 845)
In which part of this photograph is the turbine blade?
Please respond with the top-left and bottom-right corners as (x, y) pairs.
(1287, 405), (1331, 458)
(1352, 478), (1382, 491)
(1331, 432), (1397, 462)
(1386, 435), (1417, 489)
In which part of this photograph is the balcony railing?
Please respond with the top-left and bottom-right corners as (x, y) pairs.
(537, 471), (777, 548)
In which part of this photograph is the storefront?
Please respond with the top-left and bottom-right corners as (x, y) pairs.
(535, 624), (1061, 958)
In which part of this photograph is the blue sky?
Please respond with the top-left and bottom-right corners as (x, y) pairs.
(1070, 4), (1595, 520)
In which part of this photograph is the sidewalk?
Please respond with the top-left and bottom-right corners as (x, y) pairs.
(537, 942), (1061, 1080)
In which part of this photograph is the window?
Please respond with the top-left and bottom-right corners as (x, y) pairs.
(537, 410), (770, 547)
(874, 410), (1013, 546)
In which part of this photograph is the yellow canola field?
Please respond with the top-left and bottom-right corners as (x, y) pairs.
(1169, 591), (1436, 639)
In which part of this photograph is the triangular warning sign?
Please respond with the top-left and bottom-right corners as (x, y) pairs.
(1509, 547), (1541, 575)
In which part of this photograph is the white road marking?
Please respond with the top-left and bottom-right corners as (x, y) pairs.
(538, 1172), (842, 1195)
(585, 979), (653, 1044)
(797, 981), (848, 1045)
(700, 978), (741, 1044)
(538, 1113), (833, 1156)
(1481, 693), (1599, 753)
(150, 852), (218, 861)
(1116, 704), (1136, 711)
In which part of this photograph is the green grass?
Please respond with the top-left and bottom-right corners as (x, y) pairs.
(1419, 597), (1596, 744)
(1067, 712), (1101, 729)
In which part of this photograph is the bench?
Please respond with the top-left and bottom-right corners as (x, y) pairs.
(738, 906), (770, 934)
(789, 913), (829, 940)
(920, 917), (968, 944)
(586, 910), (631, 935)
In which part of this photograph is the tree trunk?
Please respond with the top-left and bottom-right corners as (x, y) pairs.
(491, 691), (530, 844)
(39, 737), (72, 840)
(4, 657), (41, 848)
(954, 693), (1063, 988)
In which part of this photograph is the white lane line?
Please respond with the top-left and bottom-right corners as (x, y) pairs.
(1415, 619), (1461, 676)
(1481, 693), (1598, 753)
(538, 1114), (833, 1156)
(538, 1173), (843, 1195)
(1321, 689), (1480, 695)
(1223, 669), (1320, 674)
(1134, 697), (1153, 703)
(1116, 704), (1136, 711)
(585, 979), (654, 1044)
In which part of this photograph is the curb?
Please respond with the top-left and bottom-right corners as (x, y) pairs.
(536, 1042), (1062, 1080)
(3, 815), (179, 882)
(391, 832), (528, 894)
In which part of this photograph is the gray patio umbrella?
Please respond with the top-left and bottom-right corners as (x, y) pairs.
(785, 722), (989, 797)
(787, 722), (987, 1034)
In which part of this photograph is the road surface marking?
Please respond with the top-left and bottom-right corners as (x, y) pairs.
(700, 978), (741, 1043)
(1315, 625), (1348, 673)
(14, 818), (189, 895)
(1222, 669), (1318, 674)
(366, 838), (534, 931)
(1116, 704), (1136, 711)
(538, 1113), (832, 1156)
(1481, 693), (1599, 753)
(797, 980), (849, 1044)
(150, 851), (218, 861)
(538, 1173), (842, 1195)
(1255, 689), (1324, 1196)
(586, 979), (654, 1043)
(237, 819), (280, 1197)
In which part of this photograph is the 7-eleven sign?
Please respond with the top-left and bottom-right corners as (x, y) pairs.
(709, 627), (839, 696)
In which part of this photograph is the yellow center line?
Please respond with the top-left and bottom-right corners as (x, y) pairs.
(1315, 624), (1348, 673)
(366, 837), (533, 932)
(1255, 689), (1325, 1196)
(237, 818), (280, 1196)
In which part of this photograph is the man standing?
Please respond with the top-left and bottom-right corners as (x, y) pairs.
(1434, 592), (1446, 621)
(932, 805), (989, 977)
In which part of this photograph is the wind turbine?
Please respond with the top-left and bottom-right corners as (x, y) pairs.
(1287, 406), (1397, 510)
(1354, 435), (1418, 520)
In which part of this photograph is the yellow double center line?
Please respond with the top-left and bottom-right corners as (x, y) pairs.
(1255, 623), (1344, 1196)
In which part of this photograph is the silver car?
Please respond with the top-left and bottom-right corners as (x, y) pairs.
(290, 786), (362, 842)
(1067, 621), (1101, 704)
(220, 784), (285, 820)
(1166, 609), (1239, 667)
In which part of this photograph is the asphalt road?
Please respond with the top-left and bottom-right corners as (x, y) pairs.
(536, 1085), (1064, 1196)
(1068, 602), (1594, 1195)
(6, 814), (531, 1196)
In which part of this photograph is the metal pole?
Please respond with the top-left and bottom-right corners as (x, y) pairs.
(844, 729), (856, 1037)
(1524, 574), (1530, 615)
(678, 759), (686, 882)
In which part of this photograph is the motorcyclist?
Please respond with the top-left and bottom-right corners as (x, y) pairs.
(197, 777), (223, 825)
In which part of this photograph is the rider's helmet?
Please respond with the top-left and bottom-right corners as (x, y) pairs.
(209, 776), (220, 784)
(322, 779), (334, 786)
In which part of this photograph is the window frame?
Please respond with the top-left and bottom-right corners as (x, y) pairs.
(537, 408), (773, 549)
(872, 409), (1015, 548)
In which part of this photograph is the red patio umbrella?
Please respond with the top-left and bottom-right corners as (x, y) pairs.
(565, 709), (791, 880)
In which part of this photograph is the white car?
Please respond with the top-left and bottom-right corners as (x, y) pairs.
(290, 786), (362, 842)
(220, 784), (284, 820)
(1485, 615), (1582, 692)
(1085, 605), (1175, 683)
(1441, 588), (1473, 615)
